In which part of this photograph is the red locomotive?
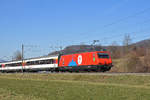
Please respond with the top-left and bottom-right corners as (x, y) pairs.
(58, 50), (113, 72)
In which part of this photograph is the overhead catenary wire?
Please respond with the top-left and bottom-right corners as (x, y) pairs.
(78, 7), (150, 42)
(77, 17), (150, 46)
(49, 6), (150, 48)
(102, 7), (150, 28)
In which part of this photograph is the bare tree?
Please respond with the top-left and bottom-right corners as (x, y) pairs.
(143, 48), (150, 72)
(109, 41), (121, 58)
(122, 34), (132, 55)
(123, 34), (131, 46)
(13, 51), (22, 60)
(79, 42), (86, 51)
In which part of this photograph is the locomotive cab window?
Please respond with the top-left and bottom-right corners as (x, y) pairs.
(97, 53), (109, 58)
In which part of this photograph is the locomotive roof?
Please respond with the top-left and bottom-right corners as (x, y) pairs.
(61, 49), (109, 56)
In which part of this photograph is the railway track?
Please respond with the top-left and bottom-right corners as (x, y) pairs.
(3, 72), (149, 76)
(51, 72), (150, 76)
(1, 71), (150, 76)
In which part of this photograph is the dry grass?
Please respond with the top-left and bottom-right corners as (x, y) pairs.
(0, 73), (150, 100)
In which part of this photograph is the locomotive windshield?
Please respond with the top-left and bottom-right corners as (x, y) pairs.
(97, 53), (109, 58)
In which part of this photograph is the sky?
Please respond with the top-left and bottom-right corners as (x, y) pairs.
(0, 0), (150, 60)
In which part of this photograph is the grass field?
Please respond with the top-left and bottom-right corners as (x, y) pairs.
(0, 73), (150, 100)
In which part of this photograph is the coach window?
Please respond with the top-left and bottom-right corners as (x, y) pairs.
(14, 63), (18, 66)
(45, 60), (48, 64)
(0, 65), (2, 68)
(14, 63), (17, 66)
(15, 63), (18, 66)
(27, 62), (30, 65)
(34, 61), (37, 65)
(38, 60), (41, 64)
(39, 60), (41, 64)
(30, 61), (33, 65)
(45, 60), (49, 64)
(52, 59), (55, 64)
(7, 64), (11, 67)
(44, 60), (48, 64)
(11, 63), (15, 66)
(50, 59), (52, 64)
(9, 64), (12, 67)
(15, 63), (17, 66)
(46, 59), (50, 64)
(39, 60), (43, 64)
(35, 61), (39, 65)
(41, 60), (44, 64)
(49, 59), (53, 64)
(19, 63), (22, 66)
(43, 60), (47, 64)
(34, 61), (36, 65)
(13, 63), (16, 66)
(16, 63), (21, 66)
(29, 61), (32, 65)
(26, 62), (30, 65)
(53, 59), (56, 64)
(10, 64), (14, 67)
(44, 60), (47, 64)
(6, 64), (10, 67)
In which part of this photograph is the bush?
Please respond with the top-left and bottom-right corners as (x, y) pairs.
(142, 49), (150, 72)
(113, 52), (147, 73)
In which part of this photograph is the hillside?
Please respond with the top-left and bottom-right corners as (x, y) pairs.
(0, 59), (5, 63)
(132, 39), (150, 48)
(49, 38), (150, 55)
(49, 45), (102, 55)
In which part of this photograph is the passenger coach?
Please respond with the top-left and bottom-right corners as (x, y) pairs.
(0, 55), (58, 72)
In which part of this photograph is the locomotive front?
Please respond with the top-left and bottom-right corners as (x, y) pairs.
(96, 51), (113, 71)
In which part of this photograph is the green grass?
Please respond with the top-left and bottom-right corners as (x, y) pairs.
(0, 73), (150, 100)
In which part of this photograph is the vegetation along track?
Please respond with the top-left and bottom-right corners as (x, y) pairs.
(0, 73), (150, 100)
(13, 72), (150, 76)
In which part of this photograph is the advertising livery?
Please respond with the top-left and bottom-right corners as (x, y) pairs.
(58, 51), (112, 72)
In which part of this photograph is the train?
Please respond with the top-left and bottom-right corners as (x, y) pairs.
(0, 50), (113, 73)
